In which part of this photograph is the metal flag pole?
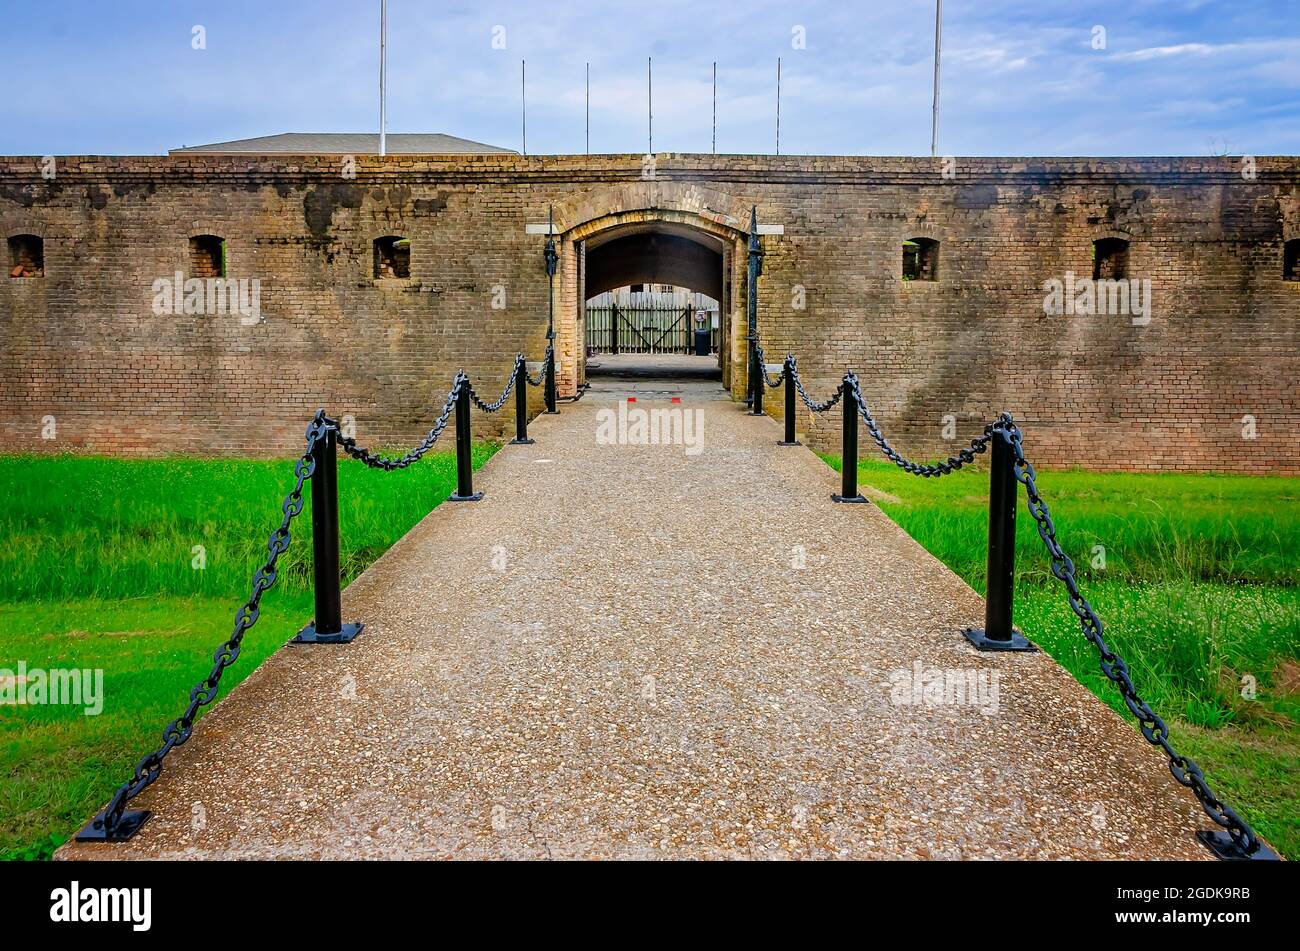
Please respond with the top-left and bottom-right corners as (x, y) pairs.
(776, 57), (781, 155)
(931, 0), (943, 158)
(647, 57), (653, 154)
(712, 61), (717, 154)
(521, 59), (527, 156)
(586, 62), (590, 154)
(379, 0), (387, 157)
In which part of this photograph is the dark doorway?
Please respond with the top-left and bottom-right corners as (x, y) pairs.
(579, 221), (730, 399)
(582, 223), (726, 359)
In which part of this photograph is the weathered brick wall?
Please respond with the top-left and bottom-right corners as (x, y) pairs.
(1, 153), (1297, 471)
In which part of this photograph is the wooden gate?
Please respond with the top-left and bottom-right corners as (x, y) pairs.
(586, 290), (719, 355)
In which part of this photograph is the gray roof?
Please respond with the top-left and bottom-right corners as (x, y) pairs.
(170, 133), (516, 155)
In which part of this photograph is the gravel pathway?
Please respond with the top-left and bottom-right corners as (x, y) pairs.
(60, 395), (1211, 860)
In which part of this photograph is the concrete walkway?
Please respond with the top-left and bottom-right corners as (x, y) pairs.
(584, 352), (728, 401)
(62, 395), (1210, 860)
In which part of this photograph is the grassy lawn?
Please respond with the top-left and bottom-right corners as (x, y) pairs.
(4, 448), (1296, 860)
(826, 454), (1300, 858)
(0, 447), (495, 860)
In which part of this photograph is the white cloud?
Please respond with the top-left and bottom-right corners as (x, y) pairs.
(1114, 42), (1220, 61)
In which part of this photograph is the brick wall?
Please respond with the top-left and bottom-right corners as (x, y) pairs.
(1, 153), (1296, 472)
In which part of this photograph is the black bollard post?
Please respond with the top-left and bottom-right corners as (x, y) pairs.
(510, 358), (534, 445)
(777, 357), (800, 446)
(832, 373), (867, 503)
(748, 347), (766, 416)
(963, 428), (1034, 651)
(449, 376), (484, 502)
(544, 347), (558, 415)
(293, 419), (364, 644)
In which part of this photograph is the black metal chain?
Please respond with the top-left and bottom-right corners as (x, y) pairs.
(756, 332), (1260, 855)
(340, 374), (463, 470)
(557, 382), (590, 404)
(526, 346), (552, 387)
(89, 411), (329, 836)
(999, 417), (1263, 856)
(752, 344), (785, 388)
(87, 353), (549, 837)
(468, 355), (524, 413)
(845, 374), (995, 477)
(85, 338), (1260, 856)
(787, 359), (844, 413)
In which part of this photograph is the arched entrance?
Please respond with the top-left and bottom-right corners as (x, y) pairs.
(558, 209), (749, 399)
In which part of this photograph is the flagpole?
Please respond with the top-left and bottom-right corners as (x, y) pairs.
(379, 0), (387, 157)
(776, 57), (781, 155)
(647, 57), (653, 154)
(931, 0), (942, 157)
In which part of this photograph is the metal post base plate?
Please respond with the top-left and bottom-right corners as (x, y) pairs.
(777, 439), (802, 446)
(448, 491), (485, 502)
(75, 809), (152, 842)
(292, 621), (365, 645)
(1197, 830), (1280, 861)
(832, 494), (870, 504)
(962, 628), (1037, 652)
(509, 438), (535, 445)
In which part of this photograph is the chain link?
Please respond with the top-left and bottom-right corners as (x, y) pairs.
(762, 330), (1262, 855)
(90, 353), (551, 837)
(1000, 417), (1262, 856)
(752, 344), (785, 388)
(88, 338), (1263, 857)
(468, 355), (524, 413)
(339, 374), (463, 470)
(846, 374), (995, 477)
(92, 411), (328, 835)
(557, 383), (590, 404)
(526, 345), (552, 387)
(787, 359), (845, 413)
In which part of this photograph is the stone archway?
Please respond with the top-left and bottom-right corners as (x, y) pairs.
(548, 184), (754, 397)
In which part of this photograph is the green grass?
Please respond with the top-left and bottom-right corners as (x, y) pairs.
(825, 454), (1300, 858)
(1, 447), (495, 601)
(4, 448), (1297, 859)
(0, 447), (495, 859)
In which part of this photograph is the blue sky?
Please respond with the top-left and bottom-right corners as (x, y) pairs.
(3, 0), (1297, 156)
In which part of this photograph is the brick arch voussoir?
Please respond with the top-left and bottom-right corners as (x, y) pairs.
(552, 183), (753, 241)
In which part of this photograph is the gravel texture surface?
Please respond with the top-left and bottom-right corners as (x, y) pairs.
(61, 392), (1211, 860)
